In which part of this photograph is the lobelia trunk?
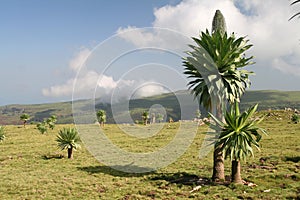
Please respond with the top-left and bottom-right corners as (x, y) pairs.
(211, 9), (227, 182)
(231, 160), (243, 184)
(212, 144), (225, 181)
(67, 147), (73, 159)
(212, 103), (225, 181)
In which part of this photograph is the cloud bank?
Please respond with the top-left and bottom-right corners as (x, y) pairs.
(42, 47), (168, 102)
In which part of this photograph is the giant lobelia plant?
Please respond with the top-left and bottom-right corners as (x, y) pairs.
(0, 126), (5, 142)
(183, 10), (254, 181)
(97, 110), (107, 127)
(56, 128), (81, 159)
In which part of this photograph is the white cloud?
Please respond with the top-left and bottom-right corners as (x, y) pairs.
(42, 48), (169, 102)
(42, 70), (100, 98)
(133, 83), (168, 98)
(117, 0), (300, 78)
(117, 26), (158, 47)
(117, 26), (191, 52)
(43, 48), (96, 99)
(272, 58), (300, 77)
(69, 47), (91, 72)
(98, 75), (118, 90)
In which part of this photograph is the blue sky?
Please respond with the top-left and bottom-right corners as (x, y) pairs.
(1, 0), (181, 105)
(1, 0), (300, 105)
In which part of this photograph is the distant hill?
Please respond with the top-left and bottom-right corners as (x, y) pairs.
(1, 90), (299, 125)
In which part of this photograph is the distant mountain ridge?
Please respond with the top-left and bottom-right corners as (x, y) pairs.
(1, 90), (299, 125)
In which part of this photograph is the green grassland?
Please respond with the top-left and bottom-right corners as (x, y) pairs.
(0, 110), (299, 199)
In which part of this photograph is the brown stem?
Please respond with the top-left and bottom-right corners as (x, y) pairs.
(212, 104), (225, 181)
(67, 147), (73, 159)
(212, 144), (225, 181)
(231, 160), (243, 184)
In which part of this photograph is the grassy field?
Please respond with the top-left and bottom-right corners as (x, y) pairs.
(0, 110), (299, 199)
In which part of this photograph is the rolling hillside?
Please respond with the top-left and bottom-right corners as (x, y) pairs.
(1, 90), (299, 125)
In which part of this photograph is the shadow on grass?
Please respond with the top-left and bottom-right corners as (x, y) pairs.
(284, 156), (300, 163)
(78, 165), (154, 177)
(42, 154), (64, 160)
(149, 172), (214, 186)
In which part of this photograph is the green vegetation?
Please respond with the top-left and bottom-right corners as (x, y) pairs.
(157, 113), (164, 123)
(183, 12), (253, 109)
(210, 103), (267, 184)
(0, 101), (74, 125)
(56, 127), (81, 159)
(1, 90), (300, 125)
(47, 115), (57, 130)
(96, 110), (106, 127)
(241, 90), (300, 110)
(0, 126), (5, 142)
(37, 122), (48, 134)
(20, 113), (30, 127)
(194, 109), (200, 119)
(150, 113), (156, 124)
(0, 111), (299, 199)
(142, 111), (150, 125)
(0, 5), (298, 200)
(36, 115), (58, 134)
(183, 9), (254, 181)
(291, 114), (299, 124)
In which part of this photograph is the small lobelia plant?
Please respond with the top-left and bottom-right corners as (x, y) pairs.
(195, 109), (201, 119)
(209, 102), (267, 184)
(0, 126), (5, 142)
(142, 111), (149, 125)
(157, 113), (164, 123)
(150, 113), (156, 124)
(37, 121), (48, 134)
(96, 110), (106, 127)
(291, 114), (299, 124)
(20, 113), (30, 128)
(46, 115), (57, 130)
(56, 128), (81, 159)
(37, 115), (58, 134)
